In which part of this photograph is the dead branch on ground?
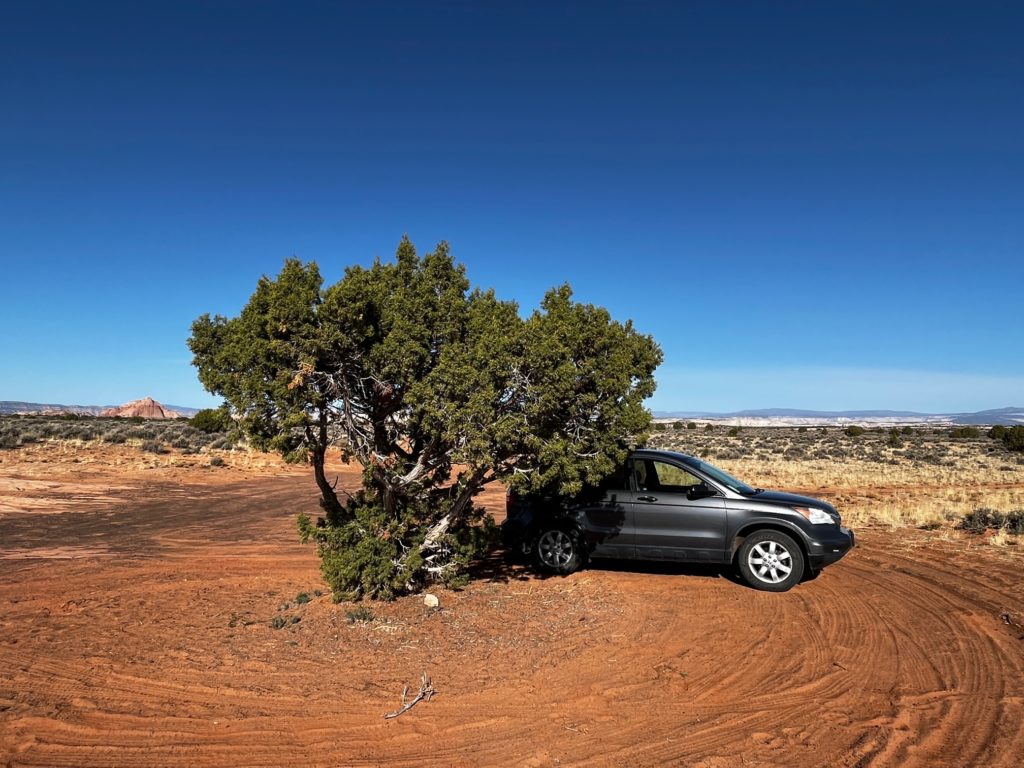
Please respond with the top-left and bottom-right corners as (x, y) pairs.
(383, 672), (436, 719)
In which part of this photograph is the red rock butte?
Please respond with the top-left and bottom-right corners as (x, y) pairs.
(99, 397), (180, 419)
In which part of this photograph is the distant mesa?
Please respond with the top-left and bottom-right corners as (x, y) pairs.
(99, 397), (181, 420)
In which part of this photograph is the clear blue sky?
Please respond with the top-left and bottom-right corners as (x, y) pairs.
(1, 1), (1021, 412)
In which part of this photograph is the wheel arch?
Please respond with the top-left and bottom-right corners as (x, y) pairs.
(730, 521), (810, 566)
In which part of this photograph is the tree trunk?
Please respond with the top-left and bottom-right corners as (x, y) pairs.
(312, 448), (346, 524)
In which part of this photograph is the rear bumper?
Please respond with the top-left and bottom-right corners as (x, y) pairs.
(806, 526), (855, 570)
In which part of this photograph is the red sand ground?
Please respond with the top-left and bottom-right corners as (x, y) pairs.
(1, 447), (1022, 767)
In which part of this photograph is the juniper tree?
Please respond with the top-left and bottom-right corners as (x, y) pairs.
(189, 237), (661, 598)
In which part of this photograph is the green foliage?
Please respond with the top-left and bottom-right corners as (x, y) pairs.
(191, 407), (234, 434)
(887, 428), (902, 448)
(727, 426), (741, 437)
(949, 426), (981, 439)
(998, 425), (1024, 452)
(686, 422), (697, 430)
(194, 238), (661, 599)
(797, 426), (808, 433)
(346, 606), (374, 623)
(844, 425), (866, 437)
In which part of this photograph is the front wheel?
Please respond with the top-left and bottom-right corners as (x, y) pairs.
(738, 530), (805, 592)
(534, 526), (585, 575)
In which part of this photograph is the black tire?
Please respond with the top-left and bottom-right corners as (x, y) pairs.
(533, 525), (585, 575)
(738, 530), (805, 592)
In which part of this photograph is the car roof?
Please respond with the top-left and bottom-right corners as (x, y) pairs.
(632, 448), (701, 467)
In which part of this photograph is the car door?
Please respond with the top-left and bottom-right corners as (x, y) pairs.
(567, 461), (634, 559)
(632, 457), (728, 562)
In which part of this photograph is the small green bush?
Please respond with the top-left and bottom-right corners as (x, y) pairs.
(346, 606), (374, 623)
(141, 440), (166, 454)
(844, 425), (866, 437)
(727, 426), (741, 437)
(686, 422), (697, 430)
(949, 426), (981, 439)
(191, 407), (234, 434)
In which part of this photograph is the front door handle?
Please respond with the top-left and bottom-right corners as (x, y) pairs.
(637, 495), (657, 502)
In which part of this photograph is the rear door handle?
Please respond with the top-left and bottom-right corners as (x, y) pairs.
(637, 495), (657, 502)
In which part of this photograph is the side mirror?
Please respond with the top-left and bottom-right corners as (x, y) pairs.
(687, 483), (716, 500)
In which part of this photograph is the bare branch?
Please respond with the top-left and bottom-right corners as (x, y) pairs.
(383, 672), (436, 720)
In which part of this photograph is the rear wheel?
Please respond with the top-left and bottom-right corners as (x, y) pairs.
(738, 530), (804, 592)
(534, 526), (585, 575)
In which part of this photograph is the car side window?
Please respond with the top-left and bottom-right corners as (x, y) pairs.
(646, 460), (703, 493)
(598, 463), (631, 492)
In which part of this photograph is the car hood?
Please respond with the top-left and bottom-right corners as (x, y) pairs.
(743, 490), (836, 514)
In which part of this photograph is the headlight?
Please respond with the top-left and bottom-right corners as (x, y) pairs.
(794, 506), (836, 525)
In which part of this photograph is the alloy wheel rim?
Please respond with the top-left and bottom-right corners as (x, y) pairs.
(538, 530), (573, 567)
(748, 540), (793, 584)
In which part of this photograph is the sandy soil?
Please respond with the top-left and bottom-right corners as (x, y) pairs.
(1, 448), (1023, 767)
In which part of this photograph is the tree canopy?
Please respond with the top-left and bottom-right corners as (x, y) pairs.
(189, 237), (661, 598)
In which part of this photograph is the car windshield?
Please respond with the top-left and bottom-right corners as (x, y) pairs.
(689, 459), (756, 495)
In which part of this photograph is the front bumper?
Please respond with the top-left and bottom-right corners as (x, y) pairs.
(806, 526), (855, 570)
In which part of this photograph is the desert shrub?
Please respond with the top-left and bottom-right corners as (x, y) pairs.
(955, 508), (1024, 535)
(704, 423), (714, 431)
(209, 456), (225, 467)
(797, 426), (807, 433)
(844, 425), (866, 437)
(686, 422), (697, 430)
(727, 426), (741, 437)
(0, 432), (18, 450)
(103, 429), (128, 444)
(18, 429), (41, 445)
(653, 422), (667, 431)
(999, 426), (1024, 452)
(141, 440), (166, 454)
(1005, 510), (1024, 536)
(672, 421), (685, 430)
(988, 425), (1007, 440)
(887, 429), (902, 448)
(191, 407), (233, 434)
(901, 426), (915, 435)
(346, 605), (374, 623)
(957, 508), (998, 534)
(298, 493), (496, 601)
(949, 426), (981, 439)
(295, 592), (311, 604)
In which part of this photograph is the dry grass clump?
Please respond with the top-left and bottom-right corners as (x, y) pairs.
(650, 426), (1024, 544)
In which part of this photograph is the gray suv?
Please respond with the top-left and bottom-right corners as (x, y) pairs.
(501, 449), (854, 592)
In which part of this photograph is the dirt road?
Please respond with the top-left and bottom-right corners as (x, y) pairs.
(2, 465), (1022, 766)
